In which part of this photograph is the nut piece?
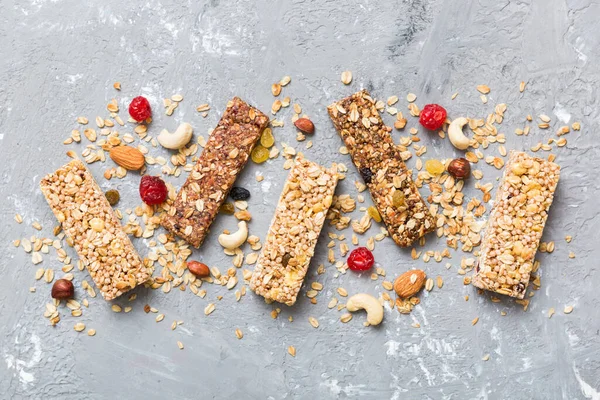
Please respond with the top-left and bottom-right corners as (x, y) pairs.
(51, 279), (74, 300)
(157, 122), (193, 150)
(393, 269), (426, 298)
(187, 261), (210, 277)
(448, 117), (471, 150)
(447, 158), (471, 179)
(294, 118), (315, 134)
(345, 293), (384, 326)
(218, 221), (248, 250)
(109, 145), (145, 170)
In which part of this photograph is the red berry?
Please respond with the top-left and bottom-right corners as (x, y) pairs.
(419, 104), (447, 130)
(129, 96), (152, 122)
(139, 175), (167, 205)
(347, 247), (375, 271)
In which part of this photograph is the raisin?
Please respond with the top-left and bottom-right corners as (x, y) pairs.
(251, 145), (269, 164)
(105, 189), (120, 206)
(220, 202), (235, 215)
(230, 187), (250, 201)
(260, 128), (275, 148)
(425, 159), (444, 176)
(367, 206), (381, 222)
(282, 253), (291, 268)
(359, 167), (373, 184)
(392, 191), (406, 208)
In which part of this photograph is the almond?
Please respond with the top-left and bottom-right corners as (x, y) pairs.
(109, 146), (145, 170)
(393, 269), (426, 298)
(294, 118), (315, 134)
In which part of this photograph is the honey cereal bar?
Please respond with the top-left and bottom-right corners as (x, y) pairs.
(162, 97), (269, 247)
(250, 156), (339, 306)
(472, 151), (560, 298)
(40, 160), (151, 300)
(328, 90), (434, 247)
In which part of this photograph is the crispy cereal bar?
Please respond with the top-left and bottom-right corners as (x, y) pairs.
(250, 156), (339, 306)
(162, 97), (269, 248)
(472, 151), (560, 298)
(40, 160), (151, 300)
(328, 90), (434, 247)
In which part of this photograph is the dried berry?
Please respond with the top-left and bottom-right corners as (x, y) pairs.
(139, 175), (167, 205)
(359, 167), (373, 184)
(251, 145), (269, 164)
(105, 189), (120, 206)
(392, 191), (406, 208)
(260, 128), (275, 148)
(347, 247), (375, 272)
(447, 158), (471, 179)
(51, 279), (74, 300)
(282, 253), (291, 268)
(419, 104), (447, 130)
(128, 96), (152, 122)
(230, 187), (250, 201)
(367, 206), (381, 222)
(187, 261), (210, 277)
(425, 159), (445, 176)
(220, 202), (235, 215)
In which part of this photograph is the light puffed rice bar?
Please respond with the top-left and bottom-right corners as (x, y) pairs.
(250, 156), (338, 306)
(162, 97), (269, 247)
(40, 160), (151, 300)
(472, 151), (560, 298)
(328, 90), (434, 246)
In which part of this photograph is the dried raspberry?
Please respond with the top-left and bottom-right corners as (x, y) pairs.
(129, 96), (152, 122)
(139, 175), (167, 205)
(347, 247), (375, 272)
(419, 104), (447, 130)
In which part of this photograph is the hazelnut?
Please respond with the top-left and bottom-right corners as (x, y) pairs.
(447, 158), (471, 179)
(187, 261), (210, 278)
(51, 279), (74, 300)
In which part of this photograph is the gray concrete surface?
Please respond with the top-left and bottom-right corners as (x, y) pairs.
(1, 0), (599, 399)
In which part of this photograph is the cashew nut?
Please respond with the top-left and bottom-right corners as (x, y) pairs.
(157, 122), (193, 149)
(218, 221), (248, 250)
(448, 117), (471, 150)
(346, 293), (384, 326)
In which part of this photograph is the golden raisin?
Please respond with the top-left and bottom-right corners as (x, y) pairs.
(251, 145), (269, 164)
(392, 191), (406, 208)
(425, 159), (444, 176)
(367, 206), (381, 222)
(260, 128), (275, 148)
(219, 202), (235, 215)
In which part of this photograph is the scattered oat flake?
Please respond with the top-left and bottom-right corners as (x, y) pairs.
(235, 329), (243, 339)
(563, 305), (573, 314)
(288, 346), (296, 357)
(177, 341), (184, 350)
(87, 329), (96, 336)
(74, 322), (86, 332)
(548, 308), (555, 318)
(519, 81), (526, 92)
(451, 92), (458, 100)
(406, 93), (417, 103)
(472, 317), (479, 326)
(308, 317), (319, 328)
(482, 354), (490, 361)
(341, 71), (352, 85)
(477, 85), (490, 94)
(156, 314), (164, 322)
(14, 214), (23, 224)
(204, 303), (215, 315)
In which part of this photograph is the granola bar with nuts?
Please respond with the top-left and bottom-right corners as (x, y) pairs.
(250, 156), (338, 306)
(328, 90), (434, 247)
(472, 151), (560, 298)
(40, 160), (151, 300)
(162, 97), (269, 248)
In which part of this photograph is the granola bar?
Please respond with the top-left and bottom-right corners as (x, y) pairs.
(162, 97), (269, 248)
(328, 90), (434, 247)
(40, 160), (151, 300)
(250, 156), (338, 306)
(472, 151), (560, 298)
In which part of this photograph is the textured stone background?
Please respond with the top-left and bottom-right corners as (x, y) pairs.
(1, 0), (599, 399)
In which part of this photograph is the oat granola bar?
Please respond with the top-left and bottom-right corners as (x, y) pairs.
(250, 156), (338, 306)
(472, 151), (560, 298)
(162, 97), (269, 248)
(328, 90), (434, 247)
(40, 160), (151, 300)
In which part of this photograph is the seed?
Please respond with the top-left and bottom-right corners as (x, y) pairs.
(341, 71), (352, 85)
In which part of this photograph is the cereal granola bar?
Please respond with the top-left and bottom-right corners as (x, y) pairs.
(328, 90), (434, 247)
(472, 151), (560, 298)
(250, 156), (339, 306)
(162, 97), (269, 248)
(40, 160), (151, 300)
